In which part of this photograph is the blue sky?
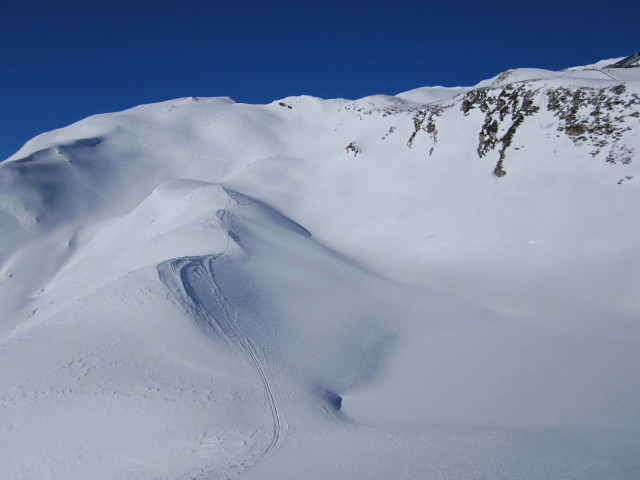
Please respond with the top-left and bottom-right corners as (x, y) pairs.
(1, 0), (638, 160)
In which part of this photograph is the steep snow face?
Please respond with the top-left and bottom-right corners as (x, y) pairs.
(1, 63), (640, 480)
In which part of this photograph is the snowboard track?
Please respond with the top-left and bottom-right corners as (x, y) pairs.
(157, 255), (284, 477)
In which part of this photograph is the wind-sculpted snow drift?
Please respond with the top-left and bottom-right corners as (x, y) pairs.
(1, 60), (640, 479)
(155, 193), (315, 470)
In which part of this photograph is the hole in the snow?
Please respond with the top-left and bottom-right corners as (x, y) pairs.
(324, 391), (342, 411)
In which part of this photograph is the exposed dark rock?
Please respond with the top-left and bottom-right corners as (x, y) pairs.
(345, 141), (360, 157)
(461, 84), (540, 175)
(547, 86), (638, 160)
(407, 105), (443, 154)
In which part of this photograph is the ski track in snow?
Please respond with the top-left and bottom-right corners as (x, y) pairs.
(157, 255), (284, 477)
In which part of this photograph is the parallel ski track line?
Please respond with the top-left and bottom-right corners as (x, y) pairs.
(157, 255), (284, 476)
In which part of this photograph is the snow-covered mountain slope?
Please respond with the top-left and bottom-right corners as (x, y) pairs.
(1, 61), (640, 479)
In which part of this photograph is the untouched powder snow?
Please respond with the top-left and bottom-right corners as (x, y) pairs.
(1, 61), (640, 479)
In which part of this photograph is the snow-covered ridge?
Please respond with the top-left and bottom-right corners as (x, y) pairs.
(1, 59), (639, 480)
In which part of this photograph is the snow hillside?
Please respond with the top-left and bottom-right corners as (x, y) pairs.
(1, 60), (640, 479)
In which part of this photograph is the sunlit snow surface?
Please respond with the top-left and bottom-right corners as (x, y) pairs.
(1, 63), (640, 479)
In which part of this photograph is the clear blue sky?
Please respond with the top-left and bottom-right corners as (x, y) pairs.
(1, 0), (638, 160)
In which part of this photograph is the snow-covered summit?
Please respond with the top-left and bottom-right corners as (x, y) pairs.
(1, 58), (640, 480)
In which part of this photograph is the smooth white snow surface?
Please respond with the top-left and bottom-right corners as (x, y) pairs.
(1, 62), (640, 479)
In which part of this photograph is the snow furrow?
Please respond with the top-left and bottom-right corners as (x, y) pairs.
(157, 255), (284, 475)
